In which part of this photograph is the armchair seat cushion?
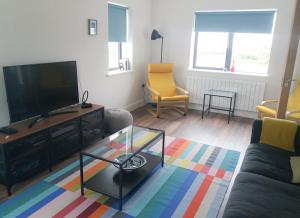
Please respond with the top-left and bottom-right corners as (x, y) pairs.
(162, 95), (188, 101)
(240, 143), (293, 183)
(153, 95), (189, 102)
(256, 105), (276, 116)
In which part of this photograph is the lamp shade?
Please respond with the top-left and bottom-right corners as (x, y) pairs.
(151, 29), (162, 40)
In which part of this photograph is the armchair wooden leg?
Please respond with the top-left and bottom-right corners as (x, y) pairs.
(156, 100), (161, 118)
(257, 111), (262, 119)
(184, 99), (189, 115)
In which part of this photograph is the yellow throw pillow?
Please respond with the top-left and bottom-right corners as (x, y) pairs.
(260, 117), (297, 152)
(290, 157), (300, 183)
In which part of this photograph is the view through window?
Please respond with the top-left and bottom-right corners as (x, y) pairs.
(193, 11), (276, 75)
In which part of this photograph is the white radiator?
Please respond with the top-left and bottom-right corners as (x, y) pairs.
(187, 74), (266, 112)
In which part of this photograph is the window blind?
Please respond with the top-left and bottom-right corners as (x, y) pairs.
(195, 11), (276, 33)
(108, 4), (128, 42)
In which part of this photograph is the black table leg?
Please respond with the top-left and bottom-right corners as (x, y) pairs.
(79, 119), (84, 149)
(80, 153), (84, 196)
(228, 97), (233, 124)
(202, 94), (206, 119)
(47, 129), (53, 172)
(232, 93), (237, 117)
(208, 95), (212, 115)
(119, 166), (123, 210)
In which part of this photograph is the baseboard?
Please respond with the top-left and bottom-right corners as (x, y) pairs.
(124, 99), (146, 112)
(189, 103), (257, 119)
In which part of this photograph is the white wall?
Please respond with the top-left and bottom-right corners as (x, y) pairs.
(293, 42), (300, 79)
(0, 0), (298, 126)
(290, 41), (300, 92)
(151, 0), (297, 110)
(0, 0), (151, 127)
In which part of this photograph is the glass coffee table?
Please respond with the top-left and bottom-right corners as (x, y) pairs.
(79, 125), (165, 210)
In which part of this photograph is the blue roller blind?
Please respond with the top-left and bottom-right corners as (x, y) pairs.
(195, 11), (276, 33)
(108, 4), (128, 42)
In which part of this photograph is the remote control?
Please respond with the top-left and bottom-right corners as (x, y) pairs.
(0, 127), (18, 135)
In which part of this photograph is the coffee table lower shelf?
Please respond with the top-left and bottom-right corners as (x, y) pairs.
(82, 152), (161, 200)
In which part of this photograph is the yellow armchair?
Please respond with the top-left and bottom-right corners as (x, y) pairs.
(257, 76), (300, 121)
(147, 64), (189, 118)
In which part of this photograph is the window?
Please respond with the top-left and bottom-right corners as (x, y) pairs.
(108, 42), (120, 70)
(108, 4), (130, 71)
(193, 11), (276, 75)
(194, 32), (228, 70)
(232, 33), (273, 73)
(108, 42), (130, 70)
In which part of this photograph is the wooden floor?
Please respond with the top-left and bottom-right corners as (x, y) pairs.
(0, 106), (254, 214)
(133, 106), (253, 151)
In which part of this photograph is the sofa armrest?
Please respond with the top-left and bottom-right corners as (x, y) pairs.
(250, 120), (263, 144)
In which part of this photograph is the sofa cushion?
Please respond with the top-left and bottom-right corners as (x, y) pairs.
(240, 143), (293, 183)
(290, 157), (300, 183)
(223, 172), (300, 218)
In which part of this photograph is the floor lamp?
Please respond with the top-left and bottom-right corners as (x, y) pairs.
(151, 29), (164, 63)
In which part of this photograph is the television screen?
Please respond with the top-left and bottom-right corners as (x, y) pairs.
(3, 61), (79, 123)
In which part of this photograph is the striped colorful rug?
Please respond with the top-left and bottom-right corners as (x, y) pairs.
(0, 135), (240, 218)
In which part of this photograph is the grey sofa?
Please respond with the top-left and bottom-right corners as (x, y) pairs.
(223, 120), (300, 218)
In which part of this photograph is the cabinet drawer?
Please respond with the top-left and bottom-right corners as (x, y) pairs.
(52, 131), (80, 163)
(83, 127), (103, 146)
(81, 110), (103, 128)
(0, 146), (4, 163)
(10, 149), (48, 183)
(6, 132), (48, 161)
(51, 119), (80, 138)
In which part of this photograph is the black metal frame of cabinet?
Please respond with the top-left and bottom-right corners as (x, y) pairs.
(0, 105), (104, 196)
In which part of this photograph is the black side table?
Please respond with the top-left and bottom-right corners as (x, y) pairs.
(202, 89), (237, 123)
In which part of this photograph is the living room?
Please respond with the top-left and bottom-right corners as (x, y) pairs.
(0, 0), (300, 217)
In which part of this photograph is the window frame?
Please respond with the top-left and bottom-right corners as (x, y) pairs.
(109, 42), (123, 71)
(193, 32), (234, 71)
(108, 3), (130, 73)
(193, 31), (273, 75)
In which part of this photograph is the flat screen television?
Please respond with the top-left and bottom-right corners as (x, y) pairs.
(3, 61), (79, 123)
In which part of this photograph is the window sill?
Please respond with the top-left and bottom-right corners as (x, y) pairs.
(107, 69), (133, 77)
(188, 68), (268, 77)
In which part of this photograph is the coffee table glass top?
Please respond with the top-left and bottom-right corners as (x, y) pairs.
(83, 125), (163, 165)
(205, 89), (236, 98)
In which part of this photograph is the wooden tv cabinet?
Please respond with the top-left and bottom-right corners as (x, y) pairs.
(0, 104), (104, 195)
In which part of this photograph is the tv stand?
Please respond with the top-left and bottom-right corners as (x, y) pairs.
(28, 110), (78, 128)
(0, 104), (104, 196)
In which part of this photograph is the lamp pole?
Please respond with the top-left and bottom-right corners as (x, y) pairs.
(151, 29), (164, 63)
(160, 37), (164, 63)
